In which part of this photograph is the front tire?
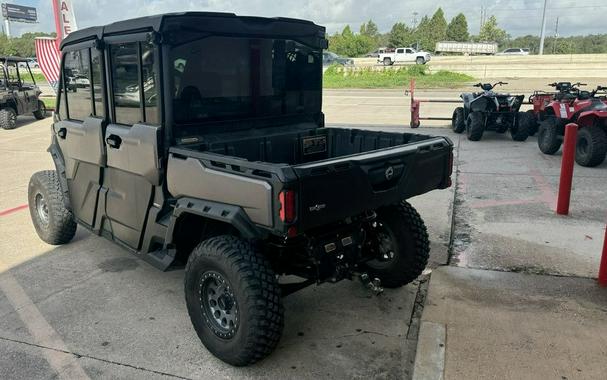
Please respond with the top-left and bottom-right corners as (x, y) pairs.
(452, 107), (466, 133)
(184, 235), (284, 366)
(0, 107), (17, 130)
(575, 125), (607, 167)
(416, 57), (425, 65)
(28, 170), (76, 245)
(362, 202), (430, 288)
(466, 111), (485, 141)
(537, 116), (562, 155)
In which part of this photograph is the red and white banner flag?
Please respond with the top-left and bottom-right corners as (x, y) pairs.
(35, 37), (61, 93)
(34, 0), (78, 94)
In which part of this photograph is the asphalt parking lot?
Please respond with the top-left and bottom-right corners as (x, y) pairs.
(1, 105), (606, 379)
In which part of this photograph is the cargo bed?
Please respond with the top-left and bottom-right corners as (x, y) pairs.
(168, 127), (453, 232)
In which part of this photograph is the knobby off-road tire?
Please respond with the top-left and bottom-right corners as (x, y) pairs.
(362, 201), (430, 288)
(511, 112), (533, 141)
(537, 116), (562, 155)
(452, 107), (466, 133)
(526, 110), (539, 136)
(575, 125), (607, 167)
(184, 235), (284, 366)
(0, 107), (17, 130)
(28, 170), (76, 245)
(33, 100), (47, 120)
(466, 111), (485, 141)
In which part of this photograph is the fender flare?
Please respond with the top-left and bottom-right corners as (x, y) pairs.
(164, 197), (266, 244)
(47, 136), (72, 210)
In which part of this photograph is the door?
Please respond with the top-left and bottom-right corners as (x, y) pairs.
(405, 48), (416, 62)
(5, 62), (28, 114)
(55, 45), (106, 228)
(395, 48), (406, 63)
(101, 38), (162, 249)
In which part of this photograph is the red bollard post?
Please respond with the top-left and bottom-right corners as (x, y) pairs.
(599, 226), (607, 287)
(409, 79), (420, 128)
(556, 123), (578, 215)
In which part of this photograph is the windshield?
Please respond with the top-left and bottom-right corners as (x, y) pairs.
(171, 36), (322, 127)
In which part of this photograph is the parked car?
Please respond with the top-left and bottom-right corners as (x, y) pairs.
(378, 47), (431, 65)
(496, 48), (530, 56)
(27, 12), (454, 367)
(322, 51), (354, 66)
(18, 59), (39, 69)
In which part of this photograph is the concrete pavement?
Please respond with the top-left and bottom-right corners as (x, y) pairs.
(416, 266), (607, 380)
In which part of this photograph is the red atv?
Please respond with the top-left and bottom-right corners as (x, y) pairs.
(527, 87), (559, 136)
(537, 82), (607, 167)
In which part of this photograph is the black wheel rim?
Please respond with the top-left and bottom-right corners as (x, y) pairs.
(199, 271), (239, 339)
(35, 193), (49, 226)
(366, 220), (397, 269)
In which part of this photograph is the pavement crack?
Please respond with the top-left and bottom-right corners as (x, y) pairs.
(0, 335), (193, 380)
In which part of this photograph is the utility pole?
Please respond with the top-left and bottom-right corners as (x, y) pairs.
(412, 12), (418, 29)
(538, 0), (548, 55)
(552, 17), (559, 54)
(480, 5), (485, 30)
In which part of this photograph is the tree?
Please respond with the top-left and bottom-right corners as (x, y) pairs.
(478, 15), (509, 44)
(428, 8), (448, 46)
(327, 25), (375, 57)
(388, 22), (414, 48)
(360, 20), (379, 40)
(446, 13), (469, 42)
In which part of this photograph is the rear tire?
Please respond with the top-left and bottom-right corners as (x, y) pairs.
(362, 201), (429, 288)
(383, 57), (392, 66)
(28, 170), (76, 245)
(33, 100), (47, 120)
(466, 111), (485, 141)
(526, 110), (539, 136)
(511, 112), (532, 141)
(184, 235), (284, 366)
(0, 107), (17, 130)
(575, 125), (607, 167)
(537, 116), (562, 155)
(452, 107), (466, 133)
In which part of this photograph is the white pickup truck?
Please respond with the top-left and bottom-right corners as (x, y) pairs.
(378, 47), (431, 65)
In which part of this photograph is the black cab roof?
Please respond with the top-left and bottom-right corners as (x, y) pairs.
(60, 12), (326, 50)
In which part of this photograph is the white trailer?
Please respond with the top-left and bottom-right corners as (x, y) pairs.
(435, 41), (498, 55)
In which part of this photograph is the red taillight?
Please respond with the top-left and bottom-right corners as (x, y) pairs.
(279, 190), (296, 223)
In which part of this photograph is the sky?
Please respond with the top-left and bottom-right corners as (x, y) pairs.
(6, 0), (607, 38)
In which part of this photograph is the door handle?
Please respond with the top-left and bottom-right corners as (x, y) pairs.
(57, 128), (67, 139)
(106, 134), (122, 149)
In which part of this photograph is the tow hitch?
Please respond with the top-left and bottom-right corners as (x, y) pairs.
(359, 273), (383, 295)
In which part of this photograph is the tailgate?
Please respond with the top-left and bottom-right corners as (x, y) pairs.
(292, 136), (452, 231)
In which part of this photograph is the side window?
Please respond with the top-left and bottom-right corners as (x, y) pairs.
(63, 49), (92, 121)
(90, 50), (104, 117)
(396, 48), (404, 54)
(405, 49), (413, 54)
(141, 41), (158, 124)
(110, 41), (158, 125)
